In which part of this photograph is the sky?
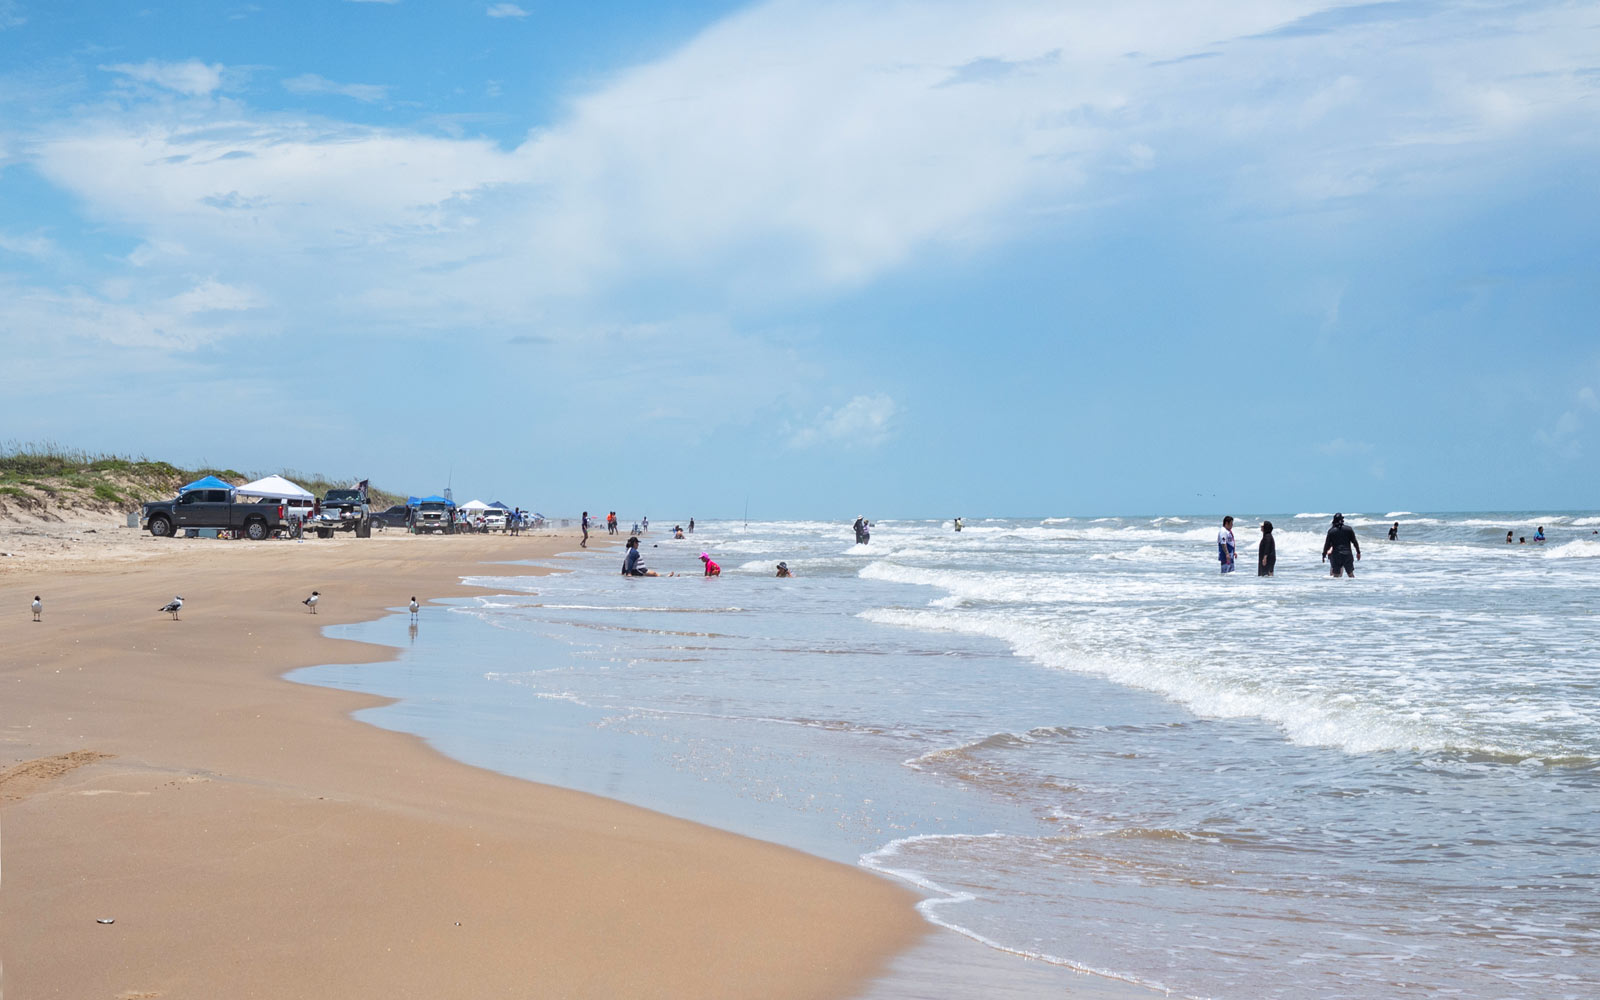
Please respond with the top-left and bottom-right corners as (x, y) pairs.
(0, 0), (1596, 520)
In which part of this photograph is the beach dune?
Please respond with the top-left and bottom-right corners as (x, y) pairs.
(0, 532), (924, 998)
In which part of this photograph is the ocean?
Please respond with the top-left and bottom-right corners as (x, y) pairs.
(293, 513), (1600, 999)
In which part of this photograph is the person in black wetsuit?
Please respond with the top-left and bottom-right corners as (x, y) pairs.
(1388, 522), (1399, 541)
(1322, 513), (1361, 578)
(1258, 521), (1276, 577)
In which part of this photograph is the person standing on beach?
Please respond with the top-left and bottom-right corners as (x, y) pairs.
(581, 511), (590, 548)
(1258, 521), (1276, 577)
(1322, 513), (1361, 577)
(1217, 516), (1237, 574)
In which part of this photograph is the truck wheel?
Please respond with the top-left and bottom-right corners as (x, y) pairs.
(244, 519), (270, 541)
(149, 516), (172, 537)
(318, 528), (333, 539)
(355, 519), (371, 538)
(290, 520), (303, 539)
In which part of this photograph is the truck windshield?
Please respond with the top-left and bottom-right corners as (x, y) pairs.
(325, 490), (363, 502)
(420, 503), (449, 512)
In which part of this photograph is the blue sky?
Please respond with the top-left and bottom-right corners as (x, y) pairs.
(1, 0), (1596, 519)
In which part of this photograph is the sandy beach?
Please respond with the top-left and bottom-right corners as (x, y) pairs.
(0, 522), (925, 998)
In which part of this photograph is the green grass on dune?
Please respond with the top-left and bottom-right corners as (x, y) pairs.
(0, 442), (406, 509)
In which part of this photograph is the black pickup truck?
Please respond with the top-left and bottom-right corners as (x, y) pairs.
(309, 487), (372, 538)
(142, 488), (302, 540)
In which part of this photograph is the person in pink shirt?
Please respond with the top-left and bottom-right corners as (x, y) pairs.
(700, 552), (721, 577)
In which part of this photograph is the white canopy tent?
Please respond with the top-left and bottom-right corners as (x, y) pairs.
(237, 475), (316, 501)
(458, 499), (491, 511)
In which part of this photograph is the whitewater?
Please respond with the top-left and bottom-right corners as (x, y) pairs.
(297, 512), (1600, 999)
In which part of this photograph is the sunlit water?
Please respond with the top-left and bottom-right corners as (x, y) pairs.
(296, 513), (1600, 999)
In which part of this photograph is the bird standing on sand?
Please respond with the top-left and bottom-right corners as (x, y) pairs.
(32, 595), (42, 621)
(303, 591), (319, 614)
(160, 596), (184, 620)
(409, 596), (419, 620)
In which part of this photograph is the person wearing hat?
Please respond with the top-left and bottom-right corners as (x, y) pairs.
(775, 562), (794, 578)
(700, 552), (722, 577)
(621, 536), (660, 577)
(1257, 521), (1276, 577)
(1321, 513), (1361, 578)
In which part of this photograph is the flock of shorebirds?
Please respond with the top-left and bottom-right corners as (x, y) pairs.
(29, 594), (424, 622)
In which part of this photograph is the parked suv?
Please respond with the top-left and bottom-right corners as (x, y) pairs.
(371, 505), (412, 531)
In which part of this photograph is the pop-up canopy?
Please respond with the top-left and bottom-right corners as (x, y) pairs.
(459, 499), (491, 510)
(179, 475), (235, 494)
(237, 475), (314, 501)
(408, 495), (455, 507)
(488, 501), (511, 510)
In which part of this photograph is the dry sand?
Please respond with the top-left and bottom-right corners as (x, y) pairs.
(0, 520), (926, 998)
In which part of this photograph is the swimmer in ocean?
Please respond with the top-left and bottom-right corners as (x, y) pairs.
(621, 536), (660, 577)
(1218, 516), (1236, 574)
(776, 561), (794, 577)
(1388, 521), (1398, 541)
(1322, 513), (1361, 578)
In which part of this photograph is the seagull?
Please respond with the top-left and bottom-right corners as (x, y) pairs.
(303, 591), (320, 614)
(408, 596), (419, 620)
(160, 596), (183, 620)
(32, 596), (42, 621)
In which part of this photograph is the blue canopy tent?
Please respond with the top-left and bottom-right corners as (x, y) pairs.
(487, 501), (511, 510)
(179, 475), (235, 494)
(408, 495), (455, 508)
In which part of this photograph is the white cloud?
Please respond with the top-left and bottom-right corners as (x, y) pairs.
(9, 0), (1599, 355)
(487, 3), (528, 18)
(0, 0), (25, 30)
(103, 59), (226, 96)
(0, 277), (262, 350)
(789, 394), (898, 448)
(282, 73), (389, 103)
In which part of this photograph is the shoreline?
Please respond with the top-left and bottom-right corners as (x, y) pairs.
(0, 526), (927, 998)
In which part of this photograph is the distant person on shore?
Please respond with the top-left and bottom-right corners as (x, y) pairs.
(1217, 516), (1236, 574)
(1388, 522), (1399, 541)
(631, 522), (639, 535)
(622, 536), (660, 576)
(1535, 526), (1545, 542)
(1322, 513), (1361, 578)
(775, 562), (794, 577)
(607, 512), (618, 535)
(581, 511), (589, 548)
(700, 552), (721, 577)
(1258, 521), (1276, 577)
(1506, 530), (1514, 544)
(954, 517), (963, 532)
(642, 515), (649, 533)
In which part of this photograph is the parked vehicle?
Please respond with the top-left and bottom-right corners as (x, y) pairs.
(412, 497), (458, 534)
(141, 488), (302, 541)
(310, 486), (372, 538)
(371, 505), (412, 531)
(482, 510), (507, 532)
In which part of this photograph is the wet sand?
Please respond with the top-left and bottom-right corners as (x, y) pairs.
(0, 525), (925, 998)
